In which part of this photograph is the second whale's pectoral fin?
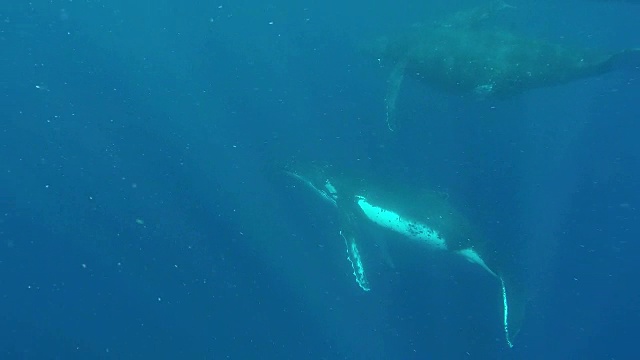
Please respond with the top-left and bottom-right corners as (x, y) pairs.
(498, 274), (526, 348)
(384, 59), (408, 131)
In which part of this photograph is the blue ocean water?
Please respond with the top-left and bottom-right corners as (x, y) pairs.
(1, 0), (639, 359)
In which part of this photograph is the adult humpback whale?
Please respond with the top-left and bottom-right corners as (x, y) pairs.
(284, 164), (525, 348)
(365, 3), (640, 130)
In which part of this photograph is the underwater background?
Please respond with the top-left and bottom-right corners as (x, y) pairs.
(1, 0), (639, 359)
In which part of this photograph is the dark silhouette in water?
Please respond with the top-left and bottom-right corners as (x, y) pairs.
(595, 0), (640, 3)
(364, 3), (640, 130)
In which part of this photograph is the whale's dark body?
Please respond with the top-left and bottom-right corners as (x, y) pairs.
(380, 26), (621, 96)
(365, 4), (640, 129)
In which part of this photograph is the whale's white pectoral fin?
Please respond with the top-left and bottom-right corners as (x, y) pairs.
(500, 277), (515, 348)
(455, 248), (521, 348)
(340, 230), (371, 291)
(499, 275), (525, 348)
(454, 246), (523, 348)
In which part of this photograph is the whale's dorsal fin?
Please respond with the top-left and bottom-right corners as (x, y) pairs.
(438, 1), (515, 29)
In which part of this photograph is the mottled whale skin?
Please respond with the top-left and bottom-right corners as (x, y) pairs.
(364, 4), (640, 129)
(373, 25), (632, 96)
(284, 164), (525, 348)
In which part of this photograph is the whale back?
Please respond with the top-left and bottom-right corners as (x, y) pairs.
(388, 25), (612, 96)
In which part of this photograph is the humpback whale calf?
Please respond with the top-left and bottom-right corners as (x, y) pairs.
(284, 164), (525, 348)
(364, 3), (640, 129)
